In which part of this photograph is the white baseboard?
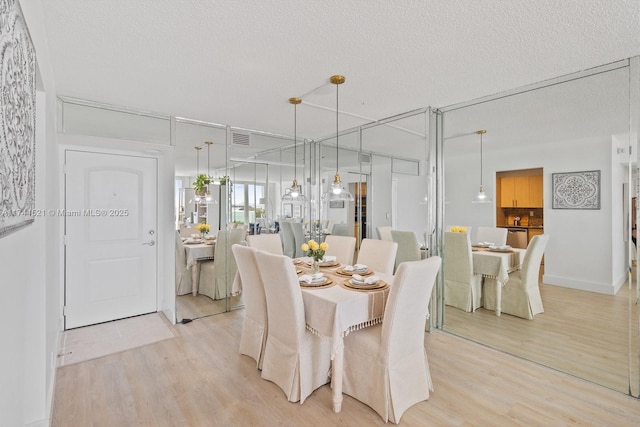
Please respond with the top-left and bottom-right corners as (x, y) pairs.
(543, 273), (623, 295)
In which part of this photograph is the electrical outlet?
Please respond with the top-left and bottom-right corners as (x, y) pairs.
(530, 211), (534, 216)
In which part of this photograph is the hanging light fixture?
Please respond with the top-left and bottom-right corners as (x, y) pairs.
(282, 97), (308, 203)
(472, 129), (492, 203)
(193, 146), (202, 203)
(322, 75), (354, 202)
(204, 141), (213, 202)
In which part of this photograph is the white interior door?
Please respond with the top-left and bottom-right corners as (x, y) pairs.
(65, 150), (158, 329)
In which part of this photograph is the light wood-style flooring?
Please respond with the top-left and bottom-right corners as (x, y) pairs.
(176, 293), (243, 322)
(444, 281), (638, 394)
(51, 308), (640, 426)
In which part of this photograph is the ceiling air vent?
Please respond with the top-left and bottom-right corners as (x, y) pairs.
(359, 153), (371, 164)
(232, 132), (250, 146)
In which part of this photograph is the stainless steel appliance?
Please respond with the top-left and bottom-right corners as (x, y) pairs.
(506, 228), (528, 248)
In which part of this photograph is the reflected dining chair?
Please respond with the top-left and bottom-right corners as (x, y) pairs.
(175, 231), (192, 295)
(356, 238), (398, 275)
(342, 256), (442, 423)
(280, 221), (296, 258)
(376, 225), (393, 241)
(199, 228), (245, 300)
(254, 250), (332, 403)
(323, 235), (356, 265)
(483, 234), (549, 319)
(331, 223), (350, 236)
(443, 231), (482, 312)
(290, 221), (306, 257)
(232, 245), (268, 369)
(391, 230), (421, 272)
(246, 234), (283, 255)
(475, 226), (508, 246)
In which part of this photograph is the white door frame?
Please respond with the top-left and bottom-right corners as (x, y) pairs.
(58, 138), (176, 326)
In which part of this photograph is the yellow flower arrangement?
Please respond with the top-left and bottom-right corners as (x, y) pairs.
(301, 239), (328, 262)
(449, 226), (468, 233)
(195, 223), (211, 237)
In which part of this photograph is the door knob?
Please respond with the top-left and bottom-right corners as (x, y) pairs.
(143, 240), (155, 246)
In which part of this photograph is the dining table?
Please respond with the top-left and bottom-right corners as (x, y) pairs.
(295, 258), (394, 413)
(472, 246), (525, 316)
(182, 239), (215, 296)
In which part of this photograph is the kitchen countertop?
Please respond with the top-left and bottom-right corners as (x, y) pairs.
(498, 225), (544, 229)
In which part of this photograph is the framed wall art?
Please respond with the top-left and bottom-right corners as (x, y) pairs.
(0, 0), (37, 238)
(552, 170), (600, 210)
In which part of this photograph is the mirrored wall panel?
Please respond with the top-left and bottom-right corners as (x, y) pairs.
(440, 60), (638, 395)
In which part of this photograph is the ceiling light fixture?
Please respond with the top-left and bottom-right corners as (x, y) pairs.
(282, 97), (307, 203)
(322, 75), (354, 202)
(472, 129), (492, 203)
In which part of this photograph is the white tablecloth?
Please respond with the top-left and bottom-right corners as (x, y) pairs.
(300, 266), (394, 412)
(473, 247), (524, 282)
(183, 242), (215, 295)
(184, 243), (214, 268)
(301, 277), (392, 358)
(473, 247), (525, 315)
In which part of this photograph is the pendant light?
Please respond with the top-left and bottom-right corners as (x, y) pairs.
(282, 97), (307, 203)
(193, 146), (202, 203)
(322, 75), (354, 202)
(204, 141), (213, 202)
(472, 129), (492, 203)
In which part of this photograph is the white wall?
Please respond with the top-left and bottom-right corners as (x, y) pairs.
(445, 134), (622, 294)
(394, 173), (428, 244)
(370, 155), (392, 237)
(0, 2), (59, 426)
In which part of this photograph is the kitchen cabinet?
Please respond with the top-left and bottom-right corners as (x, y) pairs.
(529, 175), (543, 207)
(528, 227), (545, 264)
(528, 227), (544, 243)
(500, 175), (542, 207)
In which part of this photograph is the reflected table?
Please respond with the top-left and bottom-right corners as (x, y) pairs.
(183, 242), (215, 296)
(472, 247), (525, 316)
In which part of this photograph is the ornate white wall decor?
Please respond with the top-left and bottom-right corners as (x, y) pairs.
(552, 170), (601, 210)
(0, 0), (36, 237)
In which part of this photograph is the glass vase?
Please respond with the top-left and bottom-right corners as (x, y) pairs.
(310, 259), (320, 274)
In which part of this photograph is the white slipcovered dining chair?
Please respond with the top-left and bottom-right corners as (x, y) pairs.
(279, 221), (296, 258)
(232, 245), (268, 369)
(376, 225), (393, 241)
(199, 228), (245, 300)
(483, 234), (549, 319)
(254, 250), (332, 403)
(391, 230), (421, 272)
(342, 256), (442, 423)
(323, 235), (356, 265)
(356, 238), (398, 275)
(175, 231), (192, 295)
(475, 226), (508, 246)
(246, 234), (283, 255)
(444, 231), (482, 312)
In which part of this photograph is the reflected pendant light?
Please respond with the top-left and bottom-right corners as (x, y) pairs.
(193, 146), (202, 203)
(282, 97), (307, 203)
(204, 141), (213, 202)
(322, 75), (354, 202)
(472, 129), (492, 203)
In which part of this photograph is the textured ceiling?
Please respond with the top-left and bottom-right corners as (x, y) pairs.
(39, 0), (640, 144)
